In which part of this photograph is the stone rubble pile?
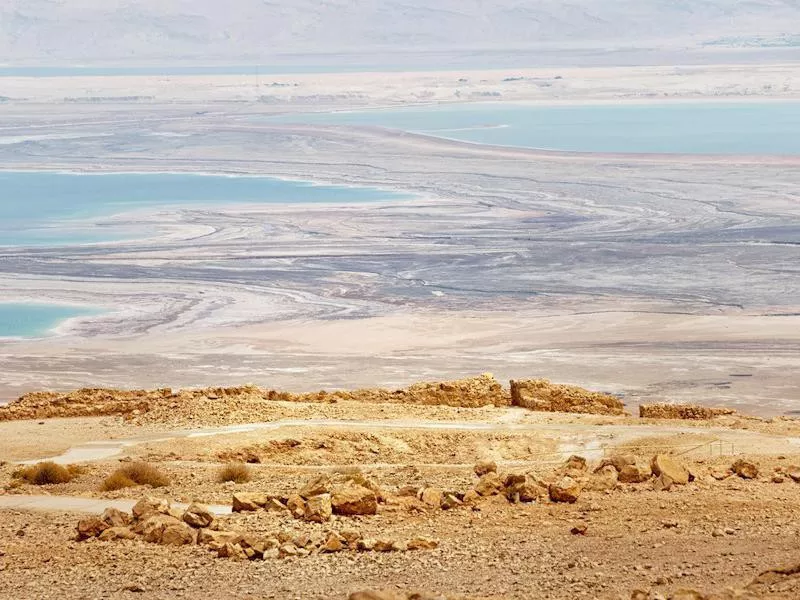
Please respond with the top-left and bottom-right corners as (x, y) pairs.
(76, 496), (439, 561)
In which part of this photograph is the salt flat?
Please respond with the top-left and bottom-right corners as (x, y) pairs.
(0, 66), (798, 414)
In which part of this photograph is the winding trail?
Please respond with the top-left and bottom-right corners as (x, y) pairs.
(17, 416), (681, 465)
(0, 495), (231, 515)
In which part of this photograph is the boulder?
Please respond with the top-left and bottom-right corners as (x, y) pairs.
(232, 492), (266, 512)
(549, 477), (581, 503)
(732, 459), (759, 480)
(651, 454), (690, 485)
(618, 464), (652, 484)
(98, 527), (136, 541)
(474, 460), (497, 477)
(132, 496), (170, 521)
(183, 503), (214, 529)
(332, 483), (378, 516)
(474, 472), (504, 497)
(76, 516), (109, 540)
(304, 493), (332, 523)
(287, 494), (307, 519)
(100, 507), (131, 528)
(420, 487), (443, 508)
(299, 474), (331, 499)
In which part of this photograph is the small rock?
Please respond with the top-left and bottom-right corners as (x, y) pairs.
(406, 537), (439, 550)
(218, 542), (248, 560)
(304, 493), (332, 523)
(332, 483), (378, 516)
(670, 589), (706, 600)
(231, 492), (267, 512)
(98, 527), (136, 541)
(474, 471), (504, 496)
(653, 473), (674, 492)
(732, 459), (758, 480)
(286, 494), (307, 519)
(76, 517), (109, 541)
(183, 503), (214, 529)
(474, 460), (497, 477)
(570, 524), (588, 535)
(101, 508), (131, 528)
(299, 474), (331, 499)
(197, 529), (241, 548)
(549, 476), (581, 503)
(420, 487), (443, 507)
(618, 464), (652, 484)
(321, 532), (345, 553)
(651, 454), (690, 485)
(565, 455), (587, 472)
(132, 496), (170, 521)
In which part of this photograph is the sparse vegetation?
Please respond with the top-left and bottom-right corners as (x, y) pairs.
(12, 461), (78, 485)
(101, 462), (169, 491)
(217, 462), (252, 484)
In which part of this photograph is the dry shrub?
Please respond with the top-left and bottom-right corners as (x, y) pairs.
(101, 462), (169, 491)
(217, 462), (252, 484)
(12, 461), (75, 485)
(101, 471), (137, 491)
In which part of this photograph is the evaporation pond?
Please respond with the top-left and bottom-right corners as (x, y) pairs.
(264, 102), (800, 155)
(0, 171), (408, 246)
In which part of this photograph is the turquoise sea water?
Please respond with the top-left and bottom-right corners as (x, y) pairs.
(264, 102), (800, 155)
(0, 303), (98, 338)
(0, 171), (408, 246)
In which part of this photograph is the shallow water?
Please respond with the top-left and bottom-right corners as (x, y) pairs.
(264, 102), (800, 155)
(0, 303), (99, 338)
(0, 171), (409, 247)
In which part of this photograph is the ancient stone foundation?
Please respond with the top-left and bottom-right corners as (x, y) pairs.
(509, 378), (625, 416)
(639, 403), (736, 420)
